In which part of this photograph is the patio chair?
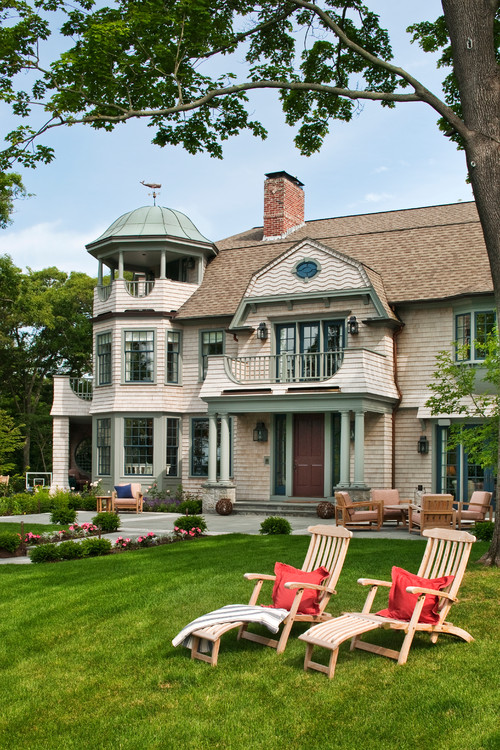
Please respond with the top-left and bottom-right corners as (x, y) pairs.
(0, 475), (9, 486)
(111, 483), (144, 513)
(371, 488), (410, 526)
(408, 494), (455, 535)
(299, 527), (476, 679)
(334, 491), (382, 531)
(456, 491), (493, 529)
(186, 525), (352, 665)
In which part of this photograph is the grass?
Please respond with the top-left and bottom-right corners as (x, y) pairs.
(0, 535), (498, 750)
(0, 522), (62, 535)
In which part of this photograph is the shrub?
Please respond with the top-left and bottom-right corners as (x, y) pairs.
(57, 541), (84, 560)
(50, 507), (77, 525)
(173, 515), (207, 537)
(92, 511), (120, 533)
(471, 521), (494, 542)
(29, 544), (61, 564)
(80, 538), (113, 557)
(259, 516), (292, 535)
(177, 499), (203, 515)
(0, 531), (21, 553)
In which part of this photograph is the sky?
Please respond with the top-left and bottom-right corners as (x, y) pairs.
(1, 1), (473, 277)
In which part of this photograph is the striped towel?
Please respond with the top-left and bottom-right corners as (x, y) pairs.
(172, 604), (289, 653)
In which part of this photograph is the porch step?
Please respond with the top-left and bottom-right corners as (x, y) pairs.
(233, 500), (329, 518)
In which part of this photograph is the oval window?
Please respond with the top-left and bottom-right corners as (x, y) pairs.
(295, 260), (318, 279)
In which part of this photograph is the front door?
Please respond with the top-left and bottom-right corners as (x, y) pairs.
(293, 413), (324, 497)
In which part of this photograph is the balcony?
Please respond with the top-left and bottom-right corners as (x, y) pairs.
(226, 351), (344, 384)
(93, 278), (198, 316)
(70, 377), (93, 401)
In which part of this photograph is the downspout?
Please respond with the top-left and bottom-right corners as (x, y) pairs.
(391, 317), (405, 488)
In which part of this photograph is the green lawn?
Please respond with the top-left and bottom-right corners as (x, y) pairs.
(0, 535), (498, 750)
(0, 522), (62, 535)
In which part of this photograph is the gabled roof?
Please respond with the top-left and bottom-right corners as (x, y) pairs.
(176, 201), (492, 320)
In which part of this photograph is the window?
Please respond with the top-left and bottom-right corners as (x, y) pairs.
(275, 320), (344, 381)
(124, 330), (154, 382)
(190, 417), (231, 476)
(436, 425), (494, 501)
(96, 418), (111, 475)
(201, 330), (223, 379)
(166, 331), (181, 384)
(124, 418), (153, 475)
(74, 438), (92, 474)
(166, 418), (179, 477)
(455, 310), (495, 362)
(96, 332), (112, 385)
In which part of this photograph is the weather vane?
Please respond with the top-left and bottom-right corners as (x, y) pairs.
(140, 180), (162, 206)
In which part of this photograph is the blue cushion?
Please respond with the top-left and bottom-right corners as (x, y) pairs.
(114, 484), (133, 498)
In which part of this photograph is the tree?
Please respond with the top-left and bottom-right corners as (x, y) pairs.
(0, 172), (28, 228)
(1, 1), (498, 562)
(0, 409), (25, 474)
(0, 255), (94, 471)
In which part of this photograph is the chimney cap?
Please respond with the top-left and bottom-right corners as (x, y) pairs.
(264, 171), (304, 187)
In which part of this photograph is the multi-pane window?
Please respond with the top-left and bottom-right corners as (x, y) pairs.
(96, 418), (111, 475)
(124, 418), (153, 475)
(275, 320), (344, 381)
(124, 330), (154, 382)
(166, 418), (179, 477)
(201, 330), (223, 379)
(96, 332), (112, 385)
(455, 310), (495, 361)
(166, 331), (181, 384)
(191, 417), (231, 476)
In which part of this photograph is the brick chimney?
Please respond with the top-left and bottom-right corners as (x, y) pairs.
(263, 171), (305, 240)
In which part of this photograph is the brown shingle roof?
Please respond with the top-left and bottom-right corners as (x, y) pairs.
(176, 201), (492, 319)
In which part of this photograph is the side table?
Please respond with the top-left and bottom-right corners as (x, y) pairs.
(96, 495), (114, 512)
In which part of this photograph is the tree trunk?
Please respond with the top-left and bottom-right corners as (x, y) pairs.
(443, 0), (500, 564)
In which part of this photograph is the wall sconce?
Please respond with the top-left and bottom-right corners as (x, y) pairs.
(256, 322), (268, 341)
(253, 422), (268, 442)
(347, 315), (359, 335)
(417, 436), (429, 454)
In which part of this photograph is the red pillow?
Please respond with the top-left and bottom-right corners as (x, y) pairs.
(377, 566), (454, 624)
(271, 562), (330, 615)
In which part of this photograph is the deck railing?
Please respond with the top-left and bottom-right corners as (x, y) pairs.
(226, 350), (344, 384)
(125, 279), (155, 298)
(70, 377), (93, 400)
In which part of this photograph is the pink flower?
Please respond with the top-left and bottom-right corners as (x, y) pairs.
(189, 531), (195, 536)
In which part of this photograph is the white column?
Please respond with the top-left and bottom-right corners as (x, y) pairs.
(160, 249), (166, 279)
(207, 414), (218, 483)
(339, 411), (351, 486)
(98, 261), (103, 286)
(118, 250), (124, 280)
(219, 413), (230, 483)
(354, 411), (365, 486)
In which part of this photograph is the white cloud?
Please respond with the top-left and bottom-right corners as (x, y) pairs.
(1, 220), (104, 275)
(364, 192), (393, 203)
(372, 166), (389, 174)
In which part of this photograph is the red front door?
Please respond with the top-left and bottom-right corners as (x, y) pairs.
(293, 414), (325, 497)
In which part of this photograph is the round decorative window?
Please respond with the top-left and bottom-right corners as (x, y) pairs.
(295, 260), (319, 279)
(75, 438), (92, 474)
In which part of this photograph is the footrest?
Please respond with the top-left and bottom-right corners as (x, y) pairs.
(190, 621), (244, 667)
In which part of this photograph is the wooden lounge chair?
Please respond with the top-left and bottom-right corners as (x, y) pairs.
(371, 488), (410, 526)
(334, 491), (382, 531)
(408, 494), (455, 535)
(456, 491), (493, 529)
(111, 483), (144, 513)
(299, 528), (475, 679)
(189, 525), (352, 665)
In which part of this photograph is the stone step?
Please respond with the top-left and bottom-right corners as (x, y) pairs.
(232, 500), (332, 518)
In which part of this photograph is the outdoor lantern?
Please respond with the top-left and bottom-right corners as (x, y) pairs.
(347, 315), (359, 335)
(253, 422), (268, 442)
(417, 435), (429, 454)
(256, 321), (268, 340)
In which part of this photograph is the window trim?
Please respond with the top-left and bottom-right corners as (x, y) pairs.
(123, 329), (156, 384)
(123, 417), (154, 476)
(166, 330), (182, 385)
(96, 331), (112, 386)
(166, 416), (180, 477)
(199, 329), (224, 381)
(96, 417), (111, 476)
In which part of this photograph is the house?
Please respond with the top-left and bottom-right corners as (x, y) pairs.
(51, 171), (495, 509)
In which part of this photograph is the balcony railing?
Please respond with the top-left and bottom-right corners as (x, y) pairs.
(97, 284), (112, 301)
(226, 351), (344, 384)
(70, 377), (93, 400)
(125, 279), (155, 297)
